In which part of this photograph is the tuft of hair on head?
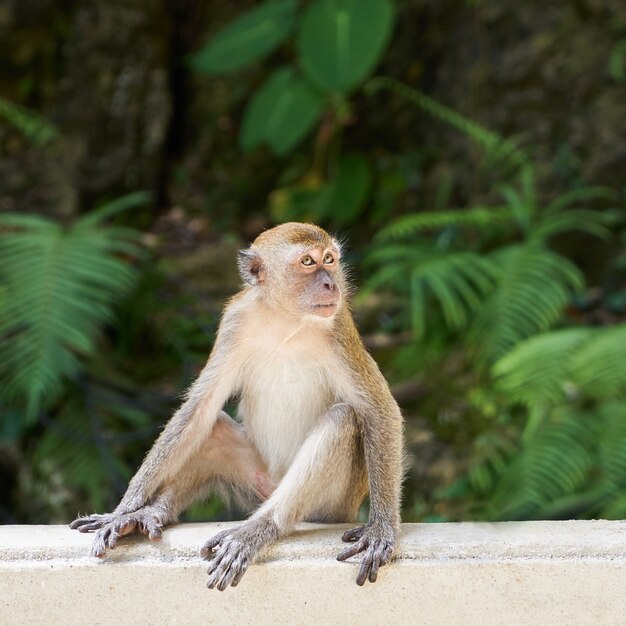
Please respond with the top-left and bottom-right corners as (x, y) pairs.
(253, 222), (333, 251)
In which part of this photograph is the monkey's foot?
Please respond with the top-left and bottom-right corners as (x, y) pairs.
(337, 523), (396, 585)
(201, 521), (278, 591)
(70, 508), (166, 557)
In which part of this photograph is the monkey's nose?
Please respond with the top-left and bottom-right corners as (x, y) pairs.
(323, 278), (336, 291)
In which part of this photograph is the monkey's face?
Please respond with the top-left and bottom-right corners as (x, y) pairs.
(239, 223), (344, 320)
(290, 245), (342, 318)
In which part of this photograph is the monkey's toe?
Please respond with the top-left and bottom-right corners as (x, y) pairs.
(200, 529), (230, 559)
(341, 525), (365, 543)
(70, 513), (111, 532)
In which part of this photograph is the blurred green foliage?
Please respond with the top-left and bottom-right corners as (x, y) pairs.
(1, 0), (625, 526)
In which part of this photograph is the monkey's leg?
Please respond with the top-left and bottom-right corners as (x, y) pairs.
(201, 403), (368, 590)
(71, 412), (274, 557)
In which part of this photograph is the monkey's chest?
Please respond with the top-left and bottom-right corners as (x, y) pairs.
(238, 355), (335, 478)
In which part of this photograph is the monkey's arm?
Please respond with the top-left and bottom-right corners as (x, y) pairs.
(336, 321), (404, 584)
(71, 305), (244, 549)
(117, 309), (243, 514)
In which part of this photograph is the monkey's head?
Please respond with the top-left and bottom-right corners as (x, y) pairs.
(238, 222), (345, 319)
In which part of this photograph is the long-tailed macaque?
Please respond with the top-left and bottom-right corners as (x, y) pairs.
(71, 222), (404, 589)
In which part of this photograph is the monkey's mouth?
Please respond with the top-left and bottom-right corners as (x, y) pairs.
(311, 303), (339, 317)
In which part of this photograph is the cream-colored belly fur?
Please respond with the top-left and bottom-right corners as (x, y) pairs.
(237, 325), (336, 478)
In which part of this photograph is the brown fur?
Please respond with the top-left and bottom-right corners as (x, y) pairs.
(71, 222), (404, 588)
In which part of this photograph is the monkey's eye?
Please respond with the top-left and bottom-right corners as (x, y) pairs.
(323, 253), (334, 264)
(301, 255), (315, 266)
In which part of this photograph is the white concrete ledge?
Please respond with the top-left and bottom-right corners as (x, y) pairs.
(1, 521), (625, 625)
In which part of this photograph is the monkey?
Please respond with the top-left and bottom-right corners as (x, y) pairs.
(71, 222), (404, 589)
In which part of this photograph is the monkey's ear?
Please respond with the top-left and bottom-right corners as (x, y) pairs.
(237, 249), (266, 286)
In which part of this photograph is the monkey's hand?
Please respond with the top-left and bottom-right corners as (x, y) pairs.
(70, 508), (167, 557)
(336, 523), (396, 585)
(201, 520), (277, 591)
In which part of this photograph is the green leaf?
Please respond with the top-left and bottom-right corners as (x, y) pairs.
(320, 153), (371, 223)
(0, 97), (59, 146)
(0, 211), (144, 419)
(81, 191), (153, 224)
(469, 245), (584, 366)
(190, 0), (298, 74)
(270, 154), (371, 223)
(240, 67), (324, 155)
(297, 0), (394, 92)
(493, 328), (592, 407)
(365, 78), (529, 171)
(609, 39), (626, 82)
(573, 324), (626, 398)
(375, 207), (516, 241)
(489, 407), (595, 520)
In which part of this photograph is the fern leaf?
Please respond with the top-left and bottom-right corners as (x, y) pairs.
(532, 209), (613, 240)
(408, 253), (497, 336)
(489, 408), (594, 519)
(0, 211), (144, 418)
(365, 77), (528, 171)
(469, 245), (584, 366)
(544, 186), (615, 214)
(0, 97), (58, 146)
(493, 328), (592, 407)
(375, 207), (515, 241)
(595, 402), (626, 493)
(572, 324), (626, 398)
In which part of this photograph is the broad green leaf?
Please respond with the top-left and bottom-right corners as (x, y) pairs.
(240, 67), (324, 155)
(320, 153), (371, 223)
(191, 0), (298, 74)
(269, 154), (370, 223)
(297, 0), (394, 92)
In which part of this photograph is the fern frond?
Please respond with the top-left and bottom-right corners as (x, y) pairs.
(0, 97), (59, 146)
(493, 328), (592, 407)
(532, 209), (613, 240)
(595, 402), (626, 493)
(544, 186), (615, 214)
(572, 324), (626, 398)
(366, 246), (499, 338)
(365, 77), (528, 171)
(80, 191), (154, 224)
(496, 166), (536, 230)
(375, 207), (515, 241)
(0, 210), (144, 418)
(469, 245), (584, 366)
(488, 407), (594, 519)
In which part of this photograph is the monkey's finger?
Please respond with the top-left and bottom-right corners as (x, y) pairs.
(368, 544), (386, 583)
(368, 559), (379, 583)
(217, 565), (238, 592)
(381, 544), (394, 565)
(147, 524), (162, 542)
(207, 545), (236, 576)
(90, 531), (108, 558)
(75, 522), (104, 533)
(336, 539), (367, 561)
(201, 531), (228, 559)
(356, 554), (373, 586)
(207, 561), (232, 590)
(69, 518), (91, 530)
(341, 526), (365, 543)
(107, 529), (120, 549)
(230, 558), (249, 588)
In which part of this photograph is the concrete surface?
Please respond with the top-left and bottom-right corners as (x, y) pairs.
(0, 521), (625, 625)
